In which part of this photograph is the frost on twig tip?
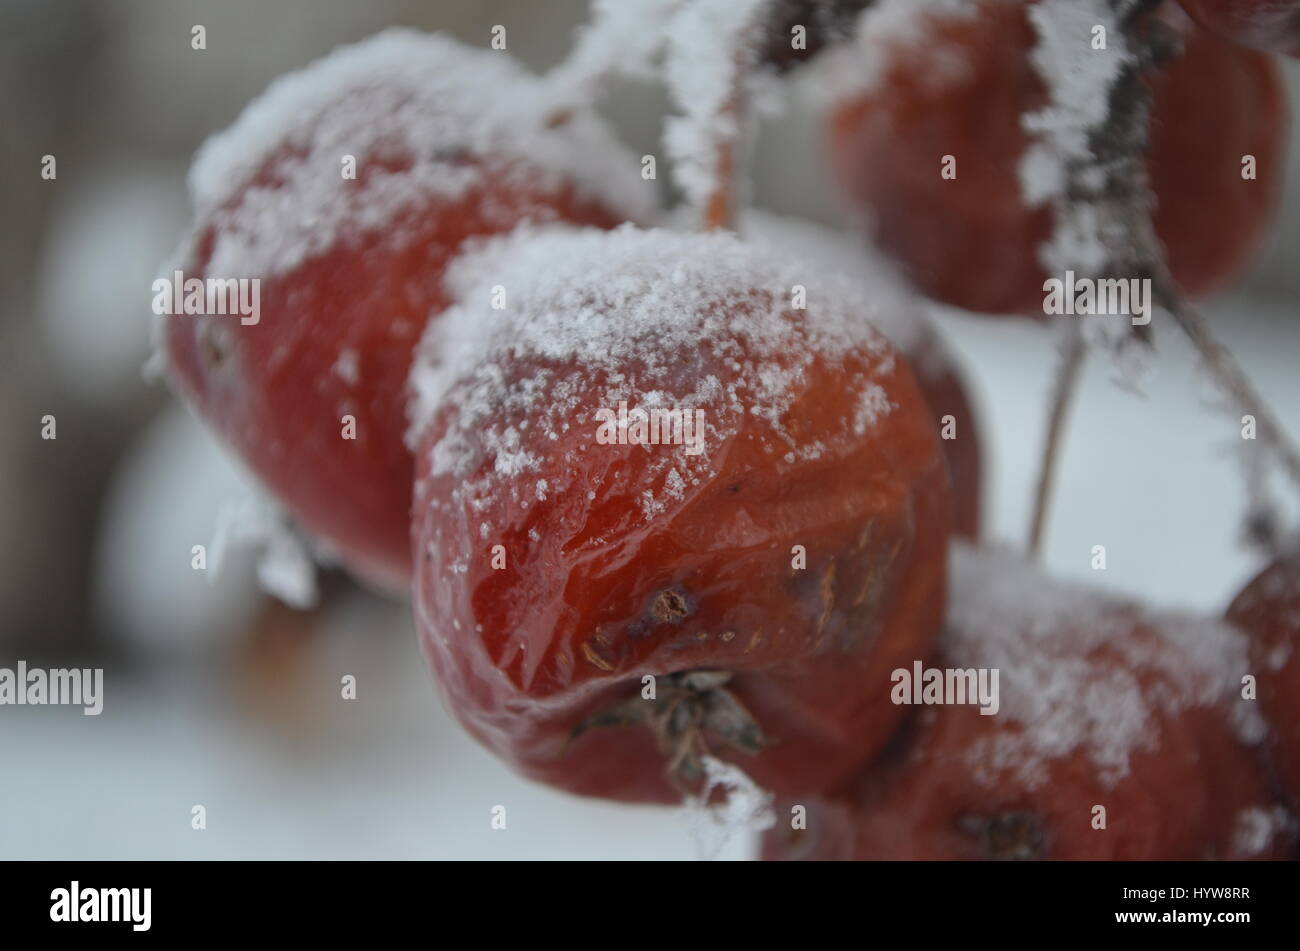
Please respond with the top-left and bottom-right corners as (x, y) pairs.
(678, 755), (776, 860)
(208, 499), (320, 609)
(664, 0), (773, 230)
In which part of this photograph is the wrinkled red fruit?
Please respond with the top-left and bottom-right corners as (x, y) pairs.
(743, 212), (983, 538)
(827, 0), (1286, 315)
(1226, 552), (1300, 812)
(161, 30), (648, 592)
(764, 545), (1292, 860)
(1181, 0), (1300, 56)
(410, 226), (951, 803)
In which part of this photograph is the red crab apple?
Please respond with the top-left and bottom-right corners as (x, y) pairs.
(161, 30), (650, 592)
(1180, 0), (1300, 56)
(1226, 552), (1300, 811)
(764, 545), (1291, 860)
(408, 225), (952, 804)
(742, 212), (983, 538)
(826, 0), (1286, 315)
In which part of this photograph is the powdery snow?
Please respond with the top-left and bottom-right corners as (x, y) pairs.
(739, 209), (933, 357)
(948, 542), (1263, 789)
(332, 348), (360, 386)
(543, 0), (685, 112)
(184, 29), (651, 281)
(407, 224), (903, 527)
(1231, 806), (1295, 858)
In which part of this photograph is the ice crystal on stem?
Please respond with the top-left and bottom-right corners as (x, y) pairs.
(208, 499), (319, 609)
(1021, 0), (1166, 553)
(1021, 0), (1165, 363)
(1022, 0), (1300, 552)
(664, 0), (772, 229)
(679, 755), (776, 860)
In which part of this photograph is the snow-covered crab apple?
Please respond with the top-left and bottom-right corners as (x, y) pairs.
(1226, 552), (1300, 812)
(1180, 0), (1300, 56)
(408, 225), (952, 803)
(160, 30), (650, 593)
(824, 0), (1286, 315)
(742, 211), (983, 538)
(765, 545), (1292, 860)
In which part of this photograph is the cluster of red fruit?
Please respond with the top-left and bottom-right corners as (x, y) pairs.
(160, 1), (1300, 859)
(825, 0), (1287, 316)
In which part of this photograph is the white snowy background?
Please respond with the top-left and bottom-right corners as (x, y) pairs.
(1, 0), (1298, 860)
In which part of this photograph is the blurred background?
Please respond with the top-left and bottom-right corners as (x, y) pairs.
(0, 0), (1298, 859)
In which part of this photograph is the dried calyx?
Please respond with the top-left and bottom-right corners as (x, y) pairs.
(957, 811), (1048, 861)
(574, 669), (767, 792)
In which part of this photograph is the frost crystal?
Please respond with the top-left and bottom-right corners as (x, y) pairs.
(1232, 806), (1294, 857)
(544, 0), (684, 110)
(407, 225), (903, 530)
(184, 29), (651, 281)
(1020, 0), (1159, 368)
(208, 498), (319, 609)
(663, 0), (770, 216)
(678, 755), (776, 860)
(949, 543), (1263, 789)
(1020, 0), (1129, 217)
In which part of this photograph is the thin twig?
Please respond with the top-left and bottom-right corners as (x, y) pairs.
(1020, 0), (1161, 554)
(664, 0), (772, 232)
(1029, 323), (1087, 555)
(1158, 286), (1300, 493)
(1098, 0), (1300, 533)
(701, 52), (747, 231)
(1092, 0), (1300, 531)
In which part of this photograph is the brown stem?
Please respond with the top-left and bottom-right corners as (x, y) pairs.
(1236, 442), (1282, 555)
(1028, 323), (1086, 556)
(1023, 0), (1300, 553)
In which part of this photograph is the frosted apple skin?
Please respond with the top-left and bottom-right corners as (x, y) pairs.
(741, 212), (983, 538)
(160, 31), (647, 592)
(412, 347), (951, 802)
(165, 168), (629, 593)
(763, 673), (1285, 860)
(408, 227), (953, 804)
(765, 547), (1288, 860)
(1227, 553), (1300, 814)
